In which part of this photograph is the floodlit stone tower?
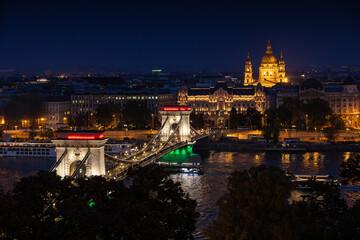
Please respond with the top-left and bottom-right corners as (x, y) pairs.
(51, 130), (107, 178)
(244, 52), (253, 85)
(159, 106), (191, 142)
(278, 51), (286, 83)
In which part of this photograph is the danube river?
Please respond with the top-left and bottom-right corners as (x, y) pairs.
(0, 151), (359, 239)
(169, 151), (359, 238)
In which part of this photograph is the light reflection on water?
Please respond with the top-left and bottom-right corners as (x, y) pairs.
(169, 151), (360, 239)
(0, 157), (54, 175)
(0, 157), (55, 190)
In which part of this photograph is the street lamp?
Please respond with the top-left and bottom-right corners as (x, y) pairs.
(264, 114), (268, 127)
(151, 113), (154, 134)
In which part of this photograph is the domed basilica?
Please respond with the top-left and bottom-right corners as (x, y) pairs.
(244, 40), (287, 87)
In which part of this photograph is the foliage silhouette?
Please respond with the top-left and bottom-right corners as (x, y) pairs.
(0, 167), (198, 239)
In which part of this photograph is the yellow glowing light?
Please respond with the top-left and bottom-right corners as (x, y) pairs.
(284, 78), (288, 82)
(40, 118), (45, 121)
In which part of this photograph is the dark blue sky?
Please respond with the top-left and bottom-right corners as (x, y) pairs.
(0, 0), (359, 73)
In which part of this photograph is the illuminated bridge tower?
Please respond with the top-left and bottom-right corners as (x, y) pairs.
(159, 106), (192, 142)
(51, 130), (107, 178)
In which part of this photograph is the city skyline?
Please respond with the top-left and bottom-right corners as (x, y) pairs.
(0, 0), (359, 73)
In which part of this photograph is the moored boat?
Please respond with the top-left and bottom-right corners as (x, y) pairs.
(287, 174), (341, 190)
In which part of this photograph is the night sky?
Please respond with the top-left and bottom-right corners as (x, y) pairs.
(0, 0), (359, 73)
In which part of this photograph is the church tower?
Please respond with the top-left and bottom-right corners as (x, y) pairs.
(244, 52), (253, 85)
(278, 51), (286, 83)
(258, 40), (286, 87)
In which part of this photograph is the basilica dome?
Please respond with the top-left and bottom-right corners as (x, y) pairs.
(261, 40), (278, 64)
(261, 54), (278, 64)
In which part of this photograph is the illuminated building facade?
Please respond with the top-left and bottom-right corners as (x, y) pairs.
(178, 80), (267, 126)
(276, 77), (360, 127)
(42, 100), (71, 125)
(71, 89), (176, 116)
(245, 40), (287, 87)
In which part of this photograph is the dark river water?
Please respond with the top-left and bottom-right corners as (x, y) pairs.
(169, 151), (360, 239)
(1, 151), (359, 239)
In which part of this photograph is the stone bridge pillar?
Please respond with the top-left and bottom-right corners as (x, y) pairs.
(51, 131), (107, 178)
(159, 106), (191, 142)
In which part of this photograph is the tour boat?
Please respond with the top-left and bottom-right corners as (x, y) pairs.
(287, 174), (341, 190)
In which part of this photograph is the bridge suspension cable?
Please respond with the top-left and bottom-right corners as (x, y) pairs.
(50, 148), (67, 172)
(156, 116), (182, 152)
(143, 116), (169, 150)
(190, 125), (200, 136)
(117, 116), (169, 163)
(70, 149), (91, 179)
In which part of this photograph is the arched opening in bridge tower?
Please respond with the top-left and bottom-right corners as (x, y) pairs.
(170, 123), (178, 134)
(70, 161), (86, 178)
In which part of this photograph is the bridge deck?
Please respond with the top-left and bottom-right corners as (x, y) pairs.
(106, 134), (208, 180)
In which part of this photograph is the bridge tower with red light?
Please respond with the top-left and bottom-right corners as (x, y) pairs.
(51, 130), (107, 178)
(159, 106), (192, 142)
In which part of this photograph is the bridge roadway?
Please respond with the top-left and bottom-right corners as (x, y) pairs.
(106, 134), (208, 180)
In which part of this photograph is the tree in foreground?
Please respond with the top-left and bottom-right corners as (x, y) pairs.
(339, 155), (360, 184)
(204, 165), (356, 240)
(0, 166), (198, 239)
(204, 165), (299, 239)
